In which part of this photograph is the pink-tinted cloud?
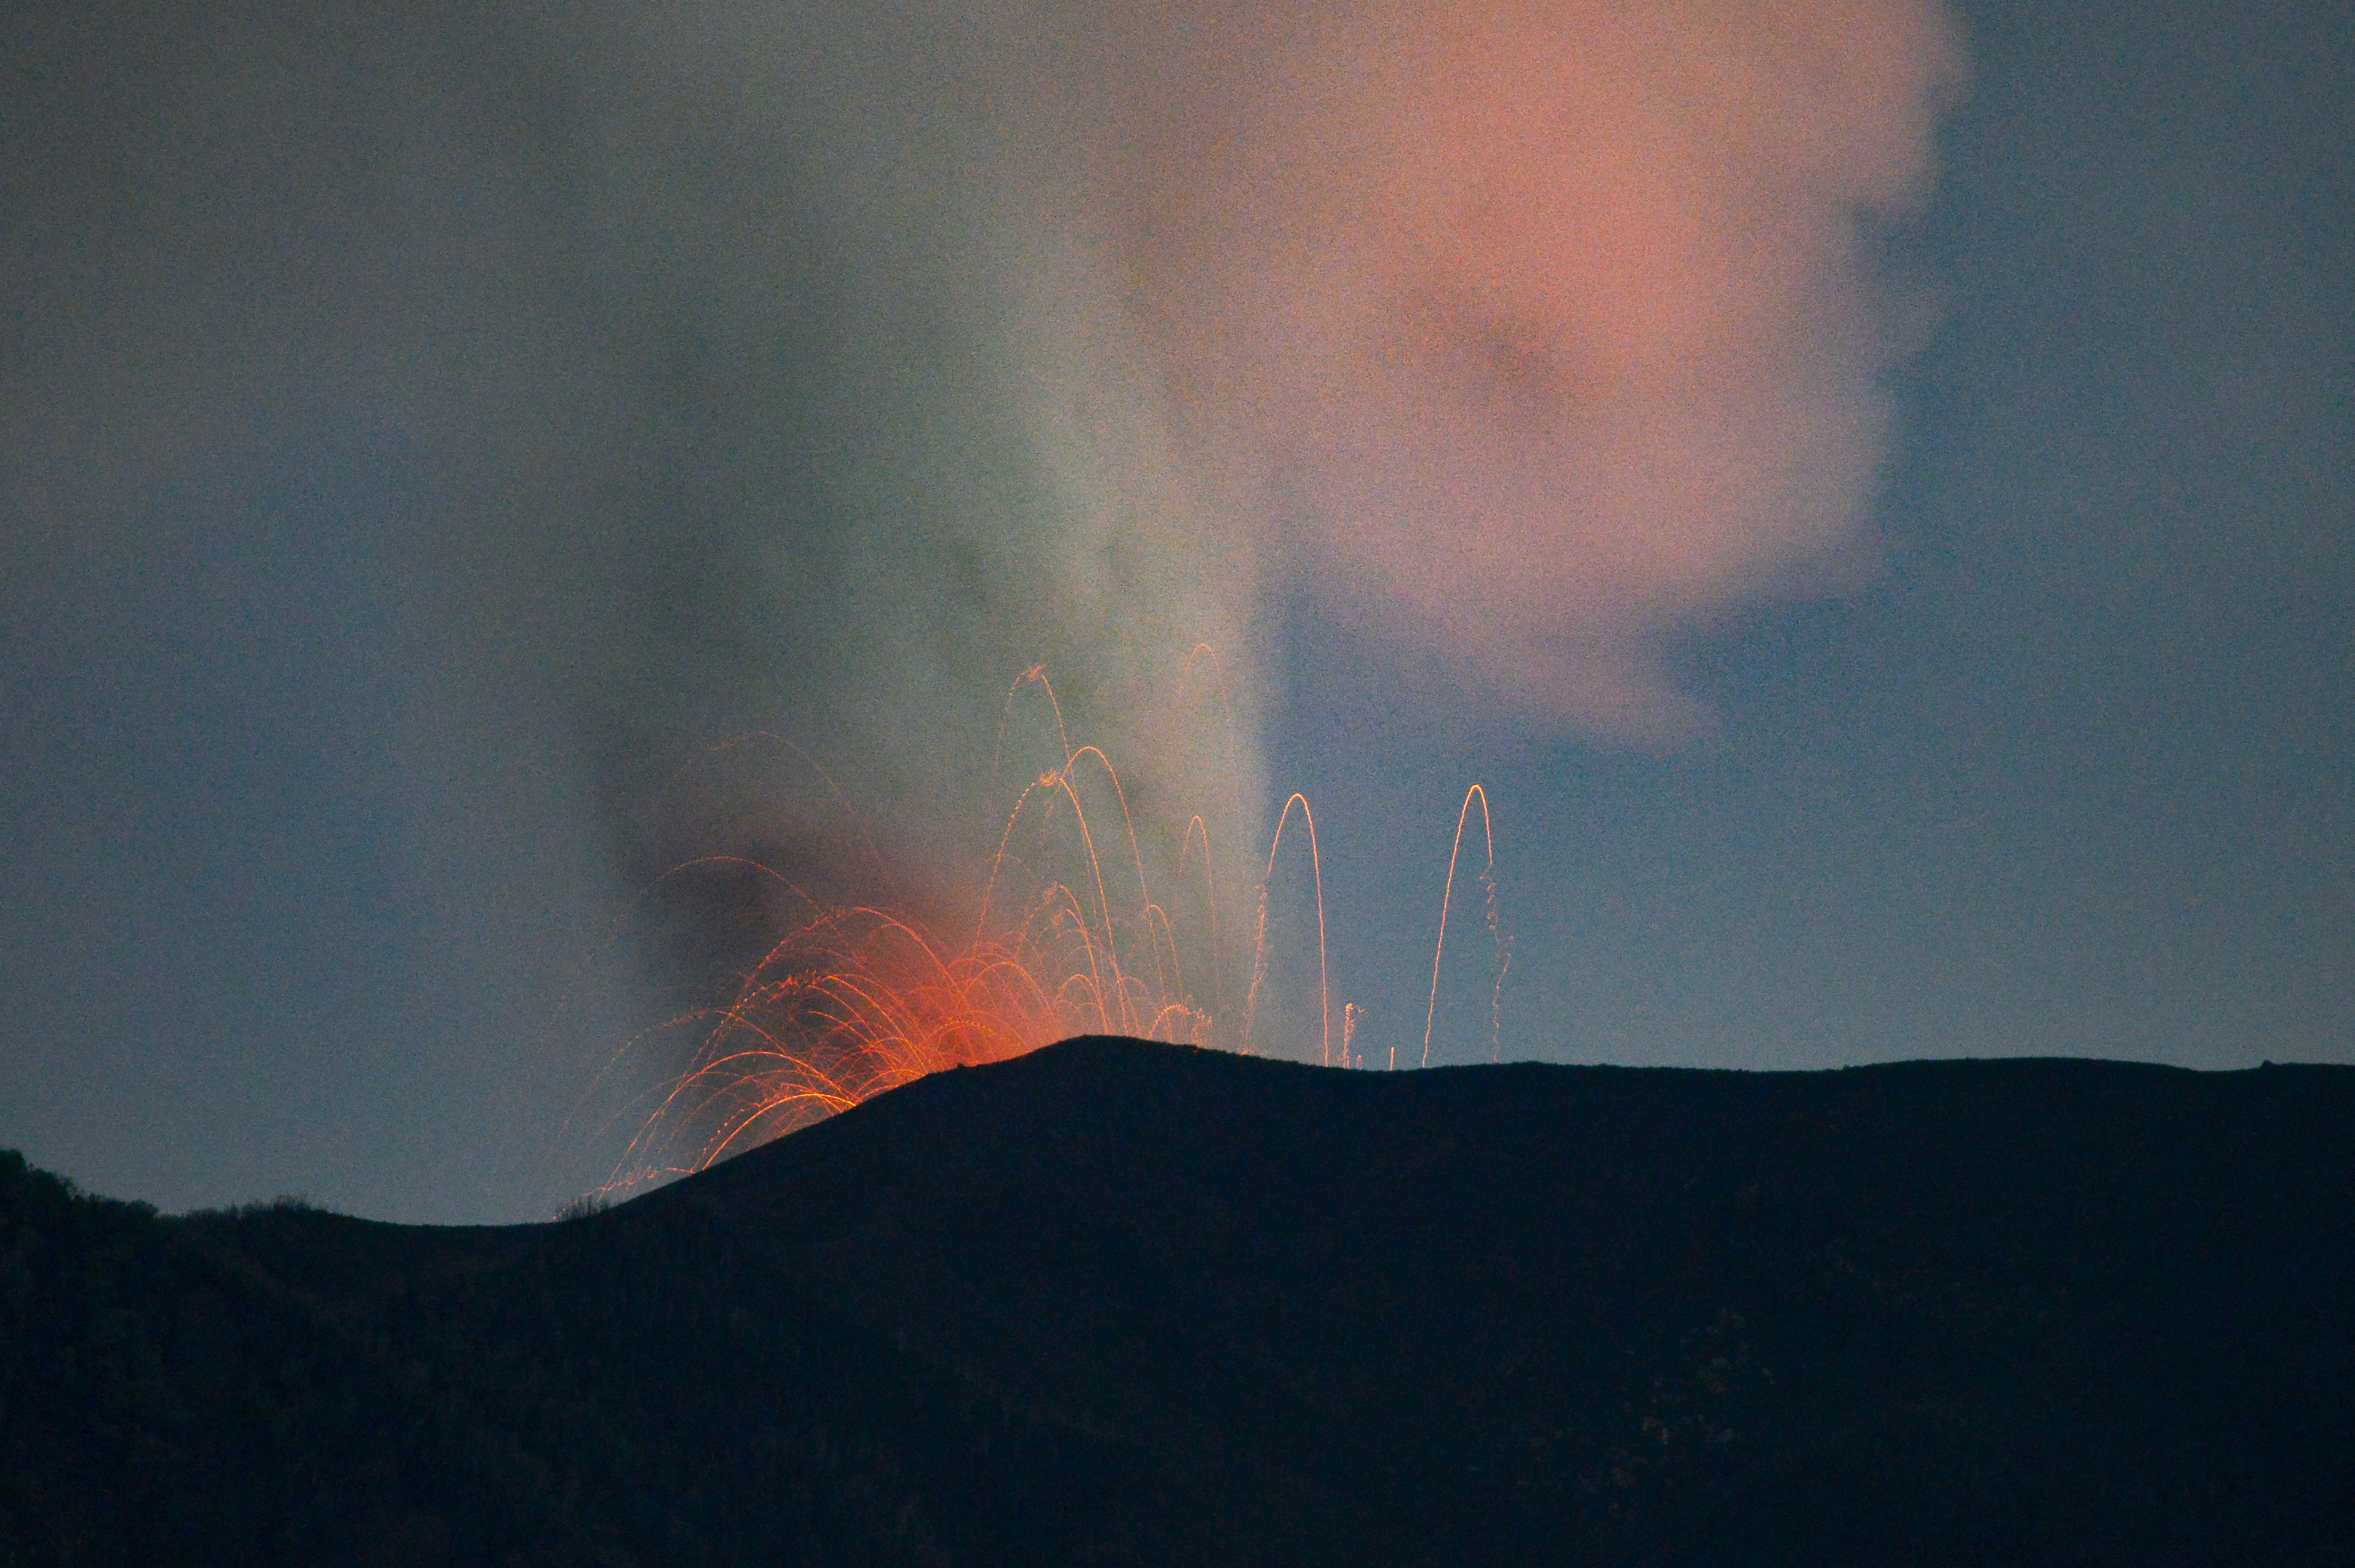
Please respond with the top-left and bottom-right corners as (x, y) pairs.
(1105, 0), (1968, 735)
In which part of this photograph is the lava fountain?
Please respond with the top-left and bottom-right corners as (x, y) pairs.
(609, 664), (1506, 1187)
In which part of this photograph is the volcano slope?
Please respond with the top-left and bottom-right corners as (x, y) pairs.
(5, 1038), (2351, 1566)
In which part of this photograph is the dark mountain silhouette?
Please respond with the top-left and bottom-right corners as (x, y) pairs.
(5, 1036), (2351, 1565)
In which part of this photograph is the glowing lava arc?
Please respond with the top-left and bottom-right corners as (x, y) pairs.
(612, 674), (1506, 1190)
(619, 669), (1260, 1182)
(1241, 791), (1333, 1066)
(624, 897), (1110, 1178)
(1418, 783), (1510, 1069)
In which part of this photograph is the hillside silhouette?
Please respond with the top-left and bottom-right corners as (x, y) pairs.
(5, 1037), (2351, 1564)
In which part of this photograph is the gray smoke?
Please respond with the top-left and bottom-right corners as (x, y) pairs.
(4, 0), (1960, 1100)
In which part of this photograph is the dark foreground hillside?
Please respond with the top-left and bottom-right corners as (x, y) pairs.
(5, 1040), (2352, 1565)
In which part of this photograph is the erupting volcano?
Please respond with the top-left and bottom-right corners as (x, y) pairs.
(613, 665), (1510, 1187)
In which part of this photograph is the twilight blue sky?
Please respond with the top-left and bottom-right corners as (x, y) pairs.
(3, 0), (2348, 1221)
(1293, 0), (2351, 1077)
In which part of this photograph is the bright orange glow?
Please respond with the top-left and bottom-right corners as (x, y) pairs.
(616, 667), (1242, 1183)
(610, 669), (1506, 1189)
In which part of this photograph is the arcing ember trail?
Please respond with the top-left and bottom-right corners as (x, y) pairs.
(611, 666), (1509, 1188)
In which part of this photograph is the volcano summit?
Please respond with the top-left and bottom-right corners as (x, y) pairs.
(5, 1037), (2350, 1564)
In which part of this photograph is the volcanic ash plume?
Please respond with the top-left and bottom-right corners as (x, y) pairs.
(4, 0), (1964, 1084)
(603, 0), (1969, 935)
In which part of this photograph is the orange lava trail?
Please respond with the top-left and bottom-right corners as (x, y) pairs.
(1177, 642), (1244, 778)
(613, 659), (1510, 1192)
(1419, 783), (1504, 1069)
(1062, 744), (1147, 1037)
(1243, 792), (1332, 1066)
